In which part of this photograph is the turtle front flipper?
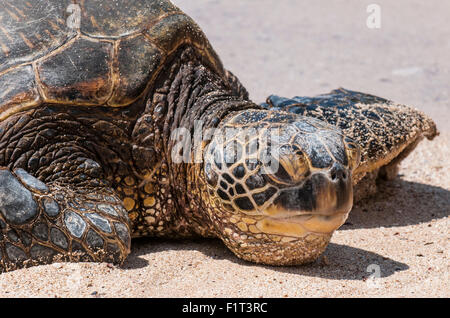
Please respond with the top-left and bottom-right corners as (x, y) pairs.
(0, 164), (131, 273)
(262, 88), (439, 200)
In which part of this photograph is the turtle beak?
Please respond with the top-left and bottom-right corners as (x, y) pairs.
(256, 162), (353, 237)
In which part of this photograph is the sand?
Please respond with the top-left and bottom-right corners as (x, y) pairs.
(0, 0), (448, 298)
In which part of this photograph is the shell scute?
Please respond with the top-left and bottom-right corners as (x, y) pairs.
(80, 0), (181, 38)
(110, 34), (162, 106)
(0, 65), (40, 119)
(0, 0), (224, 119)
(0, 0), (75, 73)
(145, 13), (224, 74)
(37, 37), (114, 105)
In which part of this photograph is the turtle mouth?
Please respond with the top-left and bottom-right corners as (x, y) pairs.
(255, 211), (350, 238)
(254, 167), (353, 237)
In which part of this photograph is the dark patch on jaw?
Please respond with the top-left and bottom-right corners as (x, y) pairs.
(274, 178), (314, 212)
(274, 172), (352, 213)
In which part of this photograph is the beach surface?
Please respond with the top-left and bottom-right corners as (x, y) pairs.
(0, 0), (448, 298)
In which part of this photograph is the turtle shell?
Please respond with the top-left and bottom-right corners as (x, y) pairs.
(0, 0), (224, 120)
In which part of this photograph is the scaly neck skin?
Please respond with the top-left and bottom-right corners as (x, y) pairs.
(145, 48), (259, 237)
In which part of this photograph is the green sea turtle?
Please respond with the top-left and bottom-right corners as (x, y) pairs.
(0, 0), (437, 272)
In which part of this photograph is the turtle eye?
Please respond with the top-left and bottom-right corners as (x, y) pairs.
(267, 145), (310, 185)
(344, 137), (361, 170)
(272, 162), (293, 184)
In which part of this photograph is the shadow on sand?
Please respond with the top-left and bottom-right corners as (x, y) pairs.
(124, 237), (409, 281)
(122, 178), (449, 280)
(341, 178), (449, 231)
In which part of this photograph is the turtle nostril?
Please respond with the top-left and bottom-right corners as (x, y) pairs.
(330, 163), (347, 182)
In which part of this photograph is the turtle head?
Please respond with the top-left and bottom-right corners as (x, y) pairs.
(202, 110), (360, 265)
